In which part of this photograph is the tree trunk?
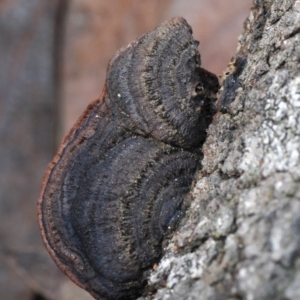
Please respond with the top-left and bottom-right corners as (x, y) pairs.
(143, 0), (300, 299)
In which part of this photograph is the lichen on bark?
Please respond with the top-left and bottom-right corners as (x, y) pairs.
(143, 1), (300, 299)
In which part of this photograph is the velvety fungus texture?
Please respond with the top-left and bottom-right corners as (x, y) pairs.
(38, 17), (218, 300)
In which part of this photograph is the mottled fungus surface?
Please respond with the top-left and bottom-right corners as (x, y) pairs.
(37, 17), (218, 300)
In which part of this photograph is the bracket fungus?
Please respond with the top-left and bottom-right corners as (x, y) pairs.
(37, 17), (219, 300)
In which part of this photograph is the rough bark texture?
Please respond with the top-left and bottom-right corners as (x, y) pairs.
(142, 1), (300, 299)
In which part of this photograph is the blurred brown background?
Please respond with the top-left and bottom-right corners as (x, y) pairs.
(0, 1), (251, 299)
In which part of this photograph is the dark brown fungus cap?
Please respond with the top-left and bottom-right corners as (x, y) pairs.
(37, 17), (219, 300)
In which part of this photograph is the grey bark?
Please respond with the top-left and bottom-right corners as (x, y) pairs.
(142, 1), (300, 299)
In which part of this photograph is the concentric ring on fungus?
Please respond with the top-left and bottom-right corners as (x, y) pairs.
(37, 17), (219, 300)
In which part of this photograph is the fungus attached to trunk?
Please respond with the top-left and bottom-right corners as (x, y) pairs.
(37, 17), (219, 300)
